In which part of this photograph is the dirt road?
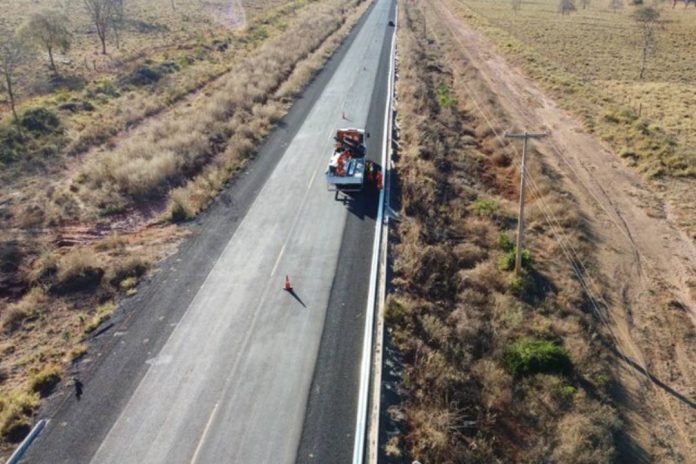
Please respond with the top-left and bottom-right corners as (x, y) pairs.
(430, 0), (696, 461)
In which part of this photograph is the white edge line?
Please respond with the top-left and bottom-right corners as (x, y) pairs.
(189, 402), (220, 464)
(307, 168), (319, 190)
(352, 1), (397, 463)
(270, 243), (287, 277)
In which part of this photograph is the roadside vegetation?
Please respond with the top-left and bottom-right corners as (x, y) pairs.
(384, 1), (622, 461)
(0, 0), (370, 454)
(446, 0), (696, 238)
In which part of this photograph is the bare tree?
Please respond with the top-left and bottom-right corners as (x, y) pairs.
(20, 10), (72, 74)
(632, 7), (660, 79)
(610, 0), (624, 11)
(83, 0), (123, 54)
(581, 0), (591, 8)
(111, 0), (125, 50)
(512, 0), (522, 10)
(0, 31), (33, 134)
(559, 0), (577, 13)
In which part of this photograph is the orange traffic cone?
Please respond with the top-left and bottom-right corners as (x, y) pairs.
(284, 275), (292, 291)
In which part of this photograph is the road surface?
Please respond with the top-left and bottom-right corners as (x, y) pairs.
(24, 0), (395, 462)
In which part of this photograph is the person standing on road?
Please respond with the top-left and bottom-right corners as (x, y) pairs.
(73, 376), (83, 401)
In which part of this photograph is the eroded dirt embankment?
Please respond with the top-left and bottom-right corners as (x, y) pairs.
(431, 0), (696, 461)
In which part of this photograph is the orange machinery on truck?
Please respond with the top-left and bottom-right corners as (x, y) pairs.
(325, 128), (380, 198)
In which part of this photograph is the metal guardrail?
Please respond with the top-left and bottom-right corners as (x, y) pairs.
(5, 419), (48, 464)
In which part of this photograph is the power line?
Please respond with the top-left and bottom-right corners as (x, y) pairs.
(452, 68), (648, 382)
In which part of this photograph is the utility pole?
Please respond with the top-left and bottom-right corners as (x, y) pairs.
(505, 131), (548, 276)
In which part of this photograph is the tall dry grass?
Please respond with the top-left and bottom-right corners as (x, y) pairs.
(0, 1), (371, 453)
(386, 2), (619, 462)
(74, 0), (366, 218)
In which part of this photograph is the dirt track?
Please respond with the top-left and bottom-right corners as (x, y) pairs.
(430, 0), (696, 461)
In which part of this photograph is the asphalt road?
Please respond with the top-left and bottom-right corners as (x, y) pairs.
(23, 0), (395, 462)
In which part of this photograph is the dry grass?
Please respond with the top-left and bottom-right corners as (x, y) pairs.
(1, 287), (47, 334)
(0, 0), (371, 455)
(70, 0), (365, 214)
(55, 251), (103, 289)
(0, 390), (39, 443)
(386, 1), (620, 462)
(0, 0), (323, 209)
(0, 0), (291, 102)
(83, 302), (115, 334)
(28, 364), (61, 397)
(0, 225), (183, 455)
(448, 0), (696, 180)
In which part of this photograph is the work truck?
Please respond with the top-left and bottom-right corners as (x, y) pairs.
(325, 128), (380, 198)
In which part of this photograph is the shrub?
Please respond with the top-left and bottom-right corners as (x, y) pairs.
(0, 391), (39, 442)
(552, 404), (620, 462)
(105, 256), (147, 287)
(20, 107), (61, 135)
(503, 338), (571, 377)
(168, 188), (196, 222)
(90, 80), (120, 98)
(464, 260), (507, 294)
(0, 125), (24, 163)
(473, 359), (512, 410)
(120, 276), (137, 291)
(385, 296), (411, 327)
(84, 302), (115, 334)
(436, 84), (457, 108)
(507, 273), (533, 296)
(453, 242), (486, 269)
(384, 435), (402, 458)
(29, 252), (58, 284)
(594, 372), (610, 387)
(1, 306), (30, 334)
(471, 198), (499, 217)
(1, 287), (47, 333)
(558, 384), (577, 402)
(619, 146), (638, 160)
(94, 235), (127, 252)
(30, 365), (61, 397)
(497, 232), (515, 252)
(157, 61), (180, 74)
(54, 251), (103, 294)
(120, 65), (163, 87)
(58, 101), (94, 113)
(498, 248), (531, 271)
(98, 203), (127, 217)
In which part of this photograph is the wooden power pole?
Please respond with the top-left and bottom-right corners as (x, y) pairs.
(505, 131), (548, 276)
